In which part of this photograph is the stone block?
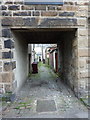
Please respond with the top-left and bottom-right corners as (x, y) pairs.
(2, 17), (23, 26)
(0, 84), (3, 94)
(8, 5), (20, 10)
(78, 37), (88, 47)
(5, 84), (11, 92)
(78, 49), (89, 57)
(89, 11), (90, 16)
(14, 1), (23, 4)
(0, 75), (2, 82)
(11, 17), (78, 27)
(4, 61), (16, 71)
(86, 59), (90, 64)
(13, 17), (24, 26)
(78, 29), (88, 36)
(2, 18), (13, 26)
(0, 29), (1, 35)
(48, 6), (56, 10)
(79, 6), (88, 11)
(12, 61), (16, 69)
(88, 29), (90, 36)
(2, 51), (13, 59)
(1, 5), (7, 10)
(77, 1), (89, 5)
(0, 61), (2, 66)
(0, 67), (2, 72)
(2, 11), (12, 16)
(64, 2), (74, 5)
(28, 12), (31, 16)
(4, 39), (14, 49)
(2, 29), (11, 38)
(35, 5), (46, 10)
(78, 60), (86, 68)
(59, 12), (75, 16)
(0, 72), (13, 83)
(76, 11), (88, 17)
(13, 12), (28, 16)
(23, 18), (37, 26)
(88, 17), (90, 24)
(41, 11), (57, 16)
(77, 18), (87, 26)
(57, 6), (65, 11)
(1, 15), (78, 28)
(0, 52), (2, 59)
(4, 62), (12, 71)
(65, 6), (78, 11)
(0, 38), (2, 43)
(32, 11), (40, 16)
(79, 71), (90, 78)
(0, 84), (3, 89)
(21, 5), (34, 10)
(39, 18), (77, 27)
(5, 1), (13, 4)
(86, 64), (90, 69)
(84, 2), (89, 6)
(0, 44), (2, 49)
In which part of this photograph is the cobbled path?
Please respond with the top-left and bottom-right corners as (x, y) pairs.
(2, 63), (88, 118)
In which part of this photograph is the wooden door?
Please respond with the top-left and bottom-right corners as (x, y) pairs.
(55, 52), (58, 72)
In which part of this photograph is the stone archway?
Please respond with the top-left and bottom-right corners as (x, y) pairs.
(0, 0), (89, 104)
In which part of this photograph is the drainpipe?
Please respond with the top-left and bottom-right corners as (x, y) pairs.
(42, 44), (43, 61)
(33, 44), (35, 62)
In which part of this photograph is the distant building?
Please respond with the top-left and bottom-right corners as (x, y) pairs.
(45, 45), (58, 72)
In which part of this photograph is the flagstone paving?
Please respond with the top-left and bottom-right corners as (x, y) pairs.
(2, 63), (88, 118)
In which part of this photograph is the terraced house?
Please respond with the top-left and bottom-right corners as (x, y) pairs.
(0, 0), (89, 106)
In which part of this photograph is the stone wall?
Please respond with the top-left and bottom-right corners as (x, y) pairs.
(0, 0), (89, 103)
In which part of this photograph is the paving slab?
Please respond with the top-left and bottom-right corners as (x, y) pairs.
(36, 100), (56, 112)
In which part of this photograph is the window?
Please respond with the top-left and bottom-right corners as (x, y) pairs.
(24, 0), (63, 5)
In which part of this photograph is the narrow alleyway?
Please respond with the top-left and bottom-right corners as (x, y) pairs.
(2, 62), (88, 118)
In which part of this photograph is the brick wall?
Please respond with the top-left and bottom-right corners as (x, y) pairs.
(0, 0), (89, 104)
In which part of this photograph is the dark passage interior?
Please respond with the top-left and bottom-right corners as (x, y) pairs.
(12, 28), (78, 93)
(3, 28), (88, 118)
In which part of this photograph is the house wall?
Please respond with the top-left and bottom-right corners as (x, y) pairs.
(49, 53), (53, 68)
(49, 51), (58, 72)
(61, 31), (78, 95)
(12, 31), (28, 92)
(0, 0), (89, 104)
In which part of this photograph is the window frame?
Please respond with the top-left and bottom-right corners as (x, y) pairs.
(24, 0), (64, 5)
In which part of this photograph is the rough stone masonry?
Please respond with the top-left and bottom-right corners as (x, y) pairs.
(0, 0), (89, 105)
